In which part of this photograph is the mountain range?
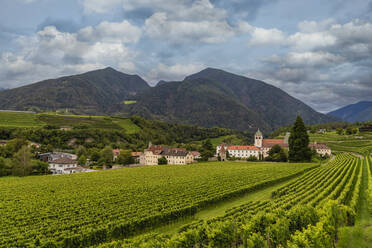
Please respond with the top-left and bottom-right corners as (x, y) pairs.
(0, 67), (338, 131)
(328, 101), (372, 122)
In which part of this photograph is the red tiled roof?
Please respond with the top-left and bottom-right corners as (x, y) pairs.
(191, 151), (201, 156)
(262, 139), (288, 148)
(112, 149), (121, 156)
(227, 145), (260, 151)
(263, 139), (284, 144)
(309, 143), (330, 150)
(131, 152), (143, 157)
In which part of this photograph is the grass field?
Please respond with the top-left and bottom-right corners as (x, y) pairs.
(0, 112), (44, 128)
(0, 112), (140, 133)
(123, 100), (137, 105)
(0, 161), (317, 247)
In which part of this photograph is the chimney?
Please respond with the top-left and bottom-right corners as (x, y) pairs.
(148, 141), (152, 148)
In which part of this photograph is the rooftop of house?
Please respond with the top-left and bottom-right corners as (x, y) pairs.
(227, 145), (260, 151)
(131, 152), (143, 157)
(112, 149), (121, 155)
(262, 139), (288, 148)
(147, 145), (189, 157)
(49, 157), (77, 164)
(309, 142), (330, 150)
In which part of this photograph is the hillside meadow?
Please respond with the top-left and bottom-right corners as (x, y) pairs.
(0, 112), (140, 133)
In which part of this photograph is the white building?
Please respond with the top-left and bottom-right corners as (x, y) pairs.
(217, 129), (289, 159)
(49, 158), (79, 175)
(309, 142), (331, 156)
(217, 145), (260, 159)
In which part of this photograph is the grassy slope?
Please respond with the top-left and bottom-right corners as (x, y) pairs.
(0, 112), (44, 128)
(0, 112), (140, 134)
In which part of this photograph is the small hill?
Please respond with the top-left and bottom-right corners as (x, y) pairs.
(0, 67), (149, 114)
(328, 101), (372, 122)
(126, 68), (338, 131)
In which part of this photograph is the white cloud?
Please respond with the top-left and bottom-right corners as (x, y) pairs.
(288, 32), (336, 51)
(298, 19), (335, 33)
(249, 27), (286, 46)
(144, 12), (234, 44)
(146, 63), (205, 83)
(0, 19), (140, 88)
(79, 0), (122, 14)
(265, 52), (345, 67)
(78, 20), (141, 44)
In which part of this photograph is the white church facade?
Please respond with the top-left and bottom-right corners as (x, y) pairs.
(217, 129), (331, 160)
(217, 129), (289, 159)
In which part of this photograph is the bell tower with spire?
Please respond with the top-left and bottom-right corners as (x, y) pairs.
(254, 129), (263, 148)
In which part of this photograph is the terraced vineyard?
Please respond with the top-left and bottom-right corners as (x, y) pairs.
(100, 154), (365, 247)
(0, 162), (316, 247)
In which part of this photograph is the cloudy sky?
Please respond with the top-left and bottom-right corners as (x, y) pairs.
(1, 0), (372, 112)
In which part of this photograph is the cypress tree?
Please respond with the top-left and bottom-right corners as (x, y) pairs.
(288, 115), (312, 162)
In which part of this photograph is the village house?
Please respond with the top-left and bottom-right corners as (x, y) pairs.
(309, 142), (331, 157)
(38, 152), (78, 162)
(28, 142), (41, 149)
(140, 142), (194, 165)
(131, 152), (143, 164)
(48, 157), (79, 175)
(0, 140), (8, 146)
(191, 151), (201, 160)
(112, 149), (121, 161)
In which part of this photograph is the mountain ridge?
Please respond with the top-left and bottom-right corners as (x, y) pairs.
(0, 67), (339, 130)
(0, 67), (150, 114)
(328, 101), (372, 122)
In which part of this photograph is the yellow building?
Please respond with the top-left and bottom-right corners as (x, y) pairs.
(140, 143), (194, 165)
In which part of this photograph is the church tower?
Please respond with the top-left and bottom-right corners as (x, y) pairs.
(254, 129), (263, 148)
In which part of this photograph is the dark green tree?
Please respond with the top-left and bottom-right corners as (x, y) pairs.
(78, 155), (87, 166)
(336, 128), (343, 135)
(200, 139), (214, 161)
(158, 156), (168, 165)
(31, 160), (49, 175)
(117, 150), (134, 165)
(100, 146), (113, 167)
(345, 127), (353, 135)
(267, 144), (288, 162)
(288, 116), (312, 162)
(0, 157), (9, 177)
(12, 146), (33, 176)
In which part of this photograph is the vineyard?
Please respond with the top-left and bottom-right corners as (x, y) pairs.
(98, 153), (368, 247)
(309, 132), (372, 155)
(0, 161), (316, 247)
